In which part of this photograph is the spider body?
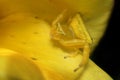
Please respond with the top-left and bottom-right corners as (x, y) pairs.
(51, 11), (92, 72)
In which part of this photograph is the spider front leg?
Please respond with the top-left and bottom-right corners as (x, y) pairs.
(51, 10), (67, 40)
(58, 39), (90, 72)
(68, 14), (92, 72)
(74, 43), (90, 72)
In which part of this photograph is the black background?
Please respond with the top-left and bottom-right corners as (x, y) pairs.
(91, 0), (120, 80)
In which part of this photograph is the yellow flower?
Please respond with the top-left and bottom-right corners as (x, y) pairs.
(0, 0), (114, 80)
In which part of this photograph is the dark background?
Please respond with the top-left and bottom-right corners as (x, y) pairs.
(91, 0), (120, 80)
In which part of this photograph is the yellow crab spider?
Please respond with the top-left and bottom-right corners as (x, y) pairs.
(51, 11), (92, 72)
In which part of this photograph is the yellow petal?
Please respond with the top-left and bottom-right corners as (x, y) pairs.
(0, 0), (114, 80)
(0, 48), (45, 80)
(0, 0), (114, 50)
(0, 13), (113, 80)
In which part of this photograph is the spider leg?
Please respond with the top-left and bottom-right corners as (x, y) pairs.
(69, 13), (92, 44)
(74, 43), (90, 72)
(64, 49), (80, 59)
(68, 14), (91, 72)
(52, 9), (67, 26)
(58, 39), (90, 72)
(51, 10), (67, 40)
